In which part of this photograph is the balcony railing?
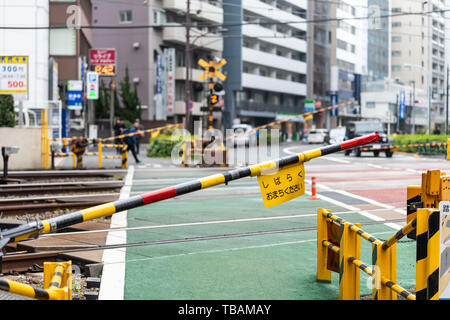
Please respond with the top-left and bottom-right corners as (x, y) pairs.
(236, 100), (302, 115)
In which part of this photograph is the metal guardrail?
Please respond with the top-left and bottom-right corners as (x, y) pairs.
(317, 206), (442, 300)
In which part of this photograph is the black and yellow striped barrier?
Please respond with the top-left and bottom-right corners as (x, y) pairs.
(227, 101), (354, 143)
(0, 133), (379, 254)
(317, 208), (415, 300)
(0, 261), (72, 300)
(416, 208), (440, 300)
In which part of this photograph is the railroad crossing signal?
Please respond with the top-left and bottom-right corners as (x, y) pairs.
(198, 58), (227, 81)
(210, 94), (219, 105)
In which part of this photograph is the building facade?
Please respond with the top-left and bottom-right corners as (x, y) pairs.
(224, 0), (308, 128)
(92, 0), (223, 124)
(390, 0), (447, 132)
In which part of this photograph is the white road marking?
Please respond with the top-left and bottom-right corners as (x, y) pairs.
(99, 165), (134, 300)
(305, 180), (402, 229)
(123, 230), (395, 263)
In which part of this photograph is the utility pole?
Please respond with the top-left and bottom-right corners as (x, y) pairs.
(412, 80), (416, 134)
(446, 64), (449, 134)
(110, 78), (115, 137)
(185, 0), (192, 134)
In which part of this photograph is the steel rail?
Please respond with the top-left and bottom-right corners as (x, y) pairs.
(0, 133), (379, 253)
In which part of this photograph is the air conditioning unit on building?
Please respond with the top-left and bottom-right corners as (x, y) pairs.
(153, 10), (166, 26)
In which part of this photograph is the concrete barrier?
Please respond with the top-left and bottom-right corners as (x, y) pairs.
(0, 127), (41, 170)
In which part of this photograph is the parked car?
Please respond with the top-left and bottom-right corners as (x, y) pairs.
(343, 121), (394, 157)
(324, 127), (346, 145)
(231, 124), (255, 147)
(307, 129), (328, 144)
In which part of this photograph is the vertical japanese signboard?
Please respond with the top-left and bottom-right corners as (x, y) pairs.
(399, 90), (406, 120)
(86, 71), (99, 100)
(67, 80), (83, 110)
(166, 48), (175, 115)
(0, 56), (29, 101)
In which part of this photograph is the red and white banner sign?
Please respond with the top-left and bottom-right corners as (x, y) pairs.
(89, 48), (116, 66)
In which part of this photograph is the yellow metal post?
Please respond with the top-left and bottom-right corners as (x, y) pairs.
(339, 222), (361, 300)
(416, 208), (430, 299)
(98, 141), (102, 169)
(426, 210), (440, 300)
(43, 261), (72, 300)
(317, 208), (331, 282)
(72, 153), (76, 169)
(372, 241), (397, 300)
(447, 138), (450, 160)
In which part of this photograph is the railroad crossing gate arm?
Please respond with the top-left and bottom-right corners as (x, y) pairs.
(0, 133), (380, 247)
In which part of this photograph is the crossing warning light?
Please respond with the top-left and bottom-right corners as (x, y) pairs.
(209, 94), (219, 105)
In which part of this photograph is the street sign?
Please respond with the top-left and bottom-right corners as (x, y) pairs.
(399, 90), (406, 120)
(330, 94), (339, 116)
(0, 56), (29, 101)
(304, 100), (315, 112)
(89, 48), (116, 76)
(67, 80), (83, 110)
(198, 58), (227, 81)
(86, 71), (99, 100)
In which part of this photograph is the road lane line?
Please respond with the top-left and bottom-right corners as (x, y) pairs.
(99, 165), (134, 300)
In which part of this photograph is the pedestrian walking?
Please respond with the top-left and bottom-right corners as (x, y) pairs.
(125, 120), (143, 164)
(135, 119), (145, 154)
(113, 118), (125, 154)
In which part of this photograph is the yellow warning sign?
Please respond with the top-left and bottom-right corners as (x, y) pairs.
(257, 163), (305, 208)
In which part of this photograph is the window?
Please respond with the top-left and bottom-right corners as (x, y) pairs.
(337, 39), (347, 50)
(392, 36), (402, 42)
(392, 22), (401, 27)
(392, 50), (401, 57)
(392, 65), (401, 71)
(50, 29), (76, 56)
(366, 102), (375, 109)
(392, 8), (402, 13)
(119, 10), (132, 23)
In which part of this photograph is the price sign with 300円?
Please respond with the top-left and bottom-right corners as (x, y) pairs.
(0, 56), (29, 101)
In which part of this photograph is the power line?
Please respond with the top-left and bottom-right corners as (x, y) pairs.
(1, 7), (449, 30)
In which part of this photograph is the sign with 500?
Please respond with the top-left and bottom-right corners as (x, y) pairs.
(0, 56), (29, 101)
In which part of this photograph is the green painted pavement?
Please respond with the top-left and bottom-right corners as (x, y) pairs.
(123, 168), (416, 300)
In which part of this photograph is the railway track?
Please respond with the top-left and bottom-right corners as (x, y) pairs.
(5, 169), (126, 181)
(0, 217), (408, 275)
(0, 194), (119, 216)
(0, 181), (123, 196)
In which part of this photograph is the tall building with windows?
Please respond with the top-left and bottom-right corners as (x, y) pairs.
(92, 0), (223, 122)
(390, 0), (446, 132)
(223, 0), (308, 128)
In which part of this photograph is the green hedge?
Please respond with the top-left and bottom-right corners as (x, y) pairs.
(0, 95), (15, 127)
(391, 134), (448, 155)
(147, 135), (183, 158)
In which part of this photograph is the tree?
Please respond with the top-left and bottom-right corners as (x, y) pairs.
(118, 65), (142, 122)
(95, 87), (121, 119)
(0, 95), (15, 127)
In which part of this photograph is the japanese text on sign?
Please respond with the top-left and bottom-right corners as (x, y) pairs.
(0, 56), (29, 101)
(257, 163), (305, 208)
